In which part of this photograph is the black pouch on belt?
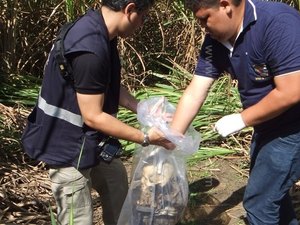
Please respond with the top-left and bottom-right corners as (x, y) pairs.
(98, 138), (123, 163)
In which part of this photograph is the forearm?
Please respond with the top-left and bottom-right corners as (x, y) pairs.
(84, 110), (175, 150)
(77, 91), (176, 149)
(85, 112), (144, 143)
(172, 76), (213, 134)
(242, 89), (299, 126)
(77, 92), (142, 142)
(241, 72), (300, 126)
(214, 91), (291, 137)
(119, 86), (139, 113)
(172, 93), (203, 134)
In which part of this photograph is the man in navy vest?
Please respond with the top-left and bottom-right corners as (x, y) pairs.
(22, 0), (175, 224)
(171, 0), (300, 224)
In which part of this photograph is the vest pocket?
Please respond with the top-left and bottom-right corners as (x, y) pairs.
(21, 109), (44, 159)
(73, 131), (102, 169)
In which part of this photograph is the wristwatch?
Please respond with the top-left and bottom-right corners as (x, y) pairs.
(141, 132), (150, 147)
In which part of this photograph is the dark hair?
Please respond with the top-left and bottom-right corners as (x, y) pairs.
(102, 0), (155, 12)
(185, 0), (242, 11)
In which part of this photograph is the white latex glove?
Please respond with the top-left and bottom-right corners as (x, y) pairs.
(214, 113), (246, 137)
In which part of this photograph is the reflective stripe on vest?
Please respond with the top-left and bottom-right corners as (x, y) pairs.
(38, 95), (83, 127)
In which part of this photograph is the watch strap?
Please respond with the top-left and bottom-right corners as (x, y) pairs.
(141, 132), (150, 147)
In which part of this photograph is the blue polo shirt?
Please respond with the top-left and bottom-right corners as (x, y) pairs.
(195, 0), (300, 132)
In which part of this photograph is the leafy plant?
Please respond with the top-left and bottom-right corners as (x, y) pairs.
(49, 204), (57, 225)
(0, 74), (40, 106)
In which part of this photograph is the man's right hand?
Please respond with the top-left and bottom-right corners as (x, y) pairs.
(147, 127), (176, 150)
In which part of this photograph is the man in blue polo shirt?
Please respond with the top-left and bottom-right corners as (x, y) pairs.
(171, 0), (300, 224)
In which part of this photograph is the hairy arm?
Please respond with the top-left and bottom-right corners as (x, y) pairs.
(171, 75), (214, 134)
(77, 92), (175, 149)
(241, 71), (300, 126)
(77, 92), (143, 141)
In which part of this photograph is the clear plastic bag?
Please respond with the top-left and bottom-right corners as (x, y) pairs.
(117, 97), (201, 225)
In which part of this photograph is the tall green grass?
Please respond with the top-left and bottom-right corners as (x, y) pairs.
(6, 68), (246, 160)
(119, 72), (246, 160)
(0, 74), (40, 106)
(65, 0), (96, 21)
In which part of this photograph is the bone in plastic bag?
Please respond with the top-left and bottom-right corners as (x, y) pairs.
(117, 97), (201, 225)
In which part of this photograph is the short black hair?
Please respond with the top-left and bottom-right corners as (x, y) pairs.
(102, 0), (155, 12)
(185, 0), (242, 11)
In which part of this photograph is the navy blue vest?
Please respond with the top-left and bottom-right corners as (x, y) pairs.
(22, 9), (121, 169)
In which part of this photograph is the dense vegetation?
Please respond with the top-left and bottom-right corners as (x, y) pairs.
(0, 0), (299, 157)
(0, 0), (299, 224)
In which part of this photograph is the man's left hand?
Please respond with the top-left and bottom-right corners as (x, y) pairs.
(214, 113), (246, 137)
